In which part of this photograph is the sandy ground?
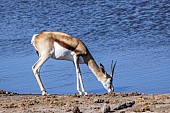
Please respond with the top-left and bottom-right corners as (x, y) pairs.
(0, 90), (170, 113)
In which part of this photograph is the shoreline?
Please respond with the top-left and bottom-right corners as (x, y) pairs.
(0, 90), (170, 113)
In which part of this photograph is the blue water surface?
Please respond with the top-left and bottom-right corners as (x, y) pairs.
(0, 0), (170, 94)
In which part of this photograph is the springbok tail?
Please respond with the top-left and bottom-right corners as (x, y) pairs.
(31, 34), (39, 44)
(31, 34), (40, 57)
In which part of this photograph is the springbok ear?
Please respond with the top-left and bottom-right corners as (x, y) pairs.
(100, 63), (106, 73)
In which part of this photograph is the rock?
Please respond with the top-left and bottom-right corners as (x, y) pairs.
(126, 101), (135, 107)
(102, 104), (110, 113)
(94, 98), (104, 103)
(133, 105), (150, 112)
(0, 90), (6, 94)
(114, 101), (135, 110)
(65, 109), (72, 112)
(73, 106), (81, 113)
(128, 92), (141, 96)
(0, 90), (18, 95)
(120, 92), (141, 97)
(120, 111), (125, 113)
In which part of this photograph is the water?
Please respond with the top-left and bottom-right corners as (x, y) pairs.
(0, 0), (170, 94)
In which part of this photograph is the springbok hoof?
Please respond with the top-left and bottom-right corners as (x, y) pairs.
(84, 92), (88, 95)
(42, 91), (48, 96)
(78, 91), (83, 95)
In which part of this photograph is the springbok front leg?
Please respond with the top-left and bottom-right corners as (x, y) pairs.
(73, 54), (87, 95)
(32, 55), (49, 95)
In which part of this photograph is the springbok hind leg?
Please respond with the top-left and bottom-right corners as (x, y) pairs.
(32, 55), (49, 95)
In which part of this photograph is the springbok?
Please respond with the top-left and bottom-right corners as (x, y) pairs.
(31, 31), (116, 95)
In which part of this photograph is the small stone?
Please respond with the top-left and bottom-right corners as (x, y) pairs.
(94, 98), (104, 103)
(120, 111), (125, 113)
(65, 109), (72, 112)
(102, 104), (110, 113)
(133, 105), (150, 112)
(73, 106), (80, 113)
(114, 101), (135, 110)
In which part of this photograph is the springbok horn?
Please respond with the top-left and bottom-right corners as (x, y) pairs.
(110, 60), (117, 77)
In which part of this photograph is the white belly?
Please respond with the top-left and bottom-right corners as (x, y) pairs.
(51, 42), (84, 63)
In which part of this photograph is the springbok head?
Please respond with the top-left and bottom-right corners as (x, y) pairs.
(100, 61), (116, 93)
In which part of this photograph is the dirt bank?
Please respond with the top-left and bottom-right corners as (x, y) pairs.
(0, 90), (170, 113)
